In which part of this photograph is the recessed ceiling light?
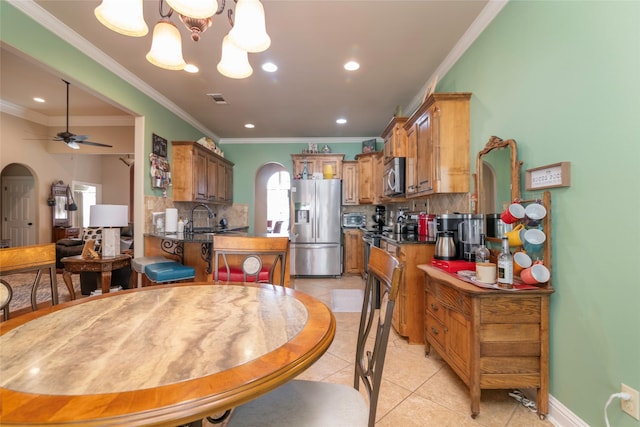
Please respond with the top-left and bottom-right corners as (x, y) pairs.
(33, 97), (45, 103)
(344, 61), (360, 71)
(245, 123), (255, 129)
(184, 64), (199, 73)
(262, 62), (277, 72)
(336, 118), (347, 125)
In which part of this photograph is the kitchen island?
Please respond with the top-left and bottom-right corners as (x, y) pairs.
(143, 228), (291, 286)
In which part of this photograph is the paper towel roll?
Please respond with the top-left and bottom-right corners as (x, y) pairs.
(165, 208), (178, 232)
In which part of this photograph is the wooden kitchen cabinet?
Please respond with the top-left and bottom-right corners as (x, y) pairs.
(343, 228), (363, 275)
(341, 160), (359, 205)
(381, 240), (434, 344)
(382, 116), (408, 162)
(420, 265), (553, 419)
(356, 151), (384, 205)
(172, 141), (234, 204)
(291, 154), (344, 179)
(404, 93), (471, 197)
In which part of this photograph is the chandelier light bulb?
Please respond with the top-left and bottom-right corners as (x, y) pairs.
(94, 0), (148, 37)
(217, 35), (253, 79)
(166, 0), (218, 20)
(228, 0), (271, 53)
(146, 20), (187, 70)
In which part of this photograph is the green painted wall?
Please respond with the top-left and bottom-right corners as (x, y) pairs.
(221, 142), (377, 229)
(438, 1), (640, 425)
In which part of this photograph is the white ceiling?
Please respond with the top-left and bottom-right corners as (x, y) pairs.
(2, 0), (499, 142)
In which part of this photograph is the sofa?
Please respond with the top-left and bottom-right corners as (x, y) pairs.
(55, 224), (133, 295)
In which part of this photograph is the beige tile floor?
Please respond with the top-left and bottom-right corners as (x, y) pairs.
(290, 275), (554, 427)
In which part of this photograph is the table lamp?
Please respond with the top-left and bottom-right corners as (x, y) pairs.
(89, 204), (129, 257)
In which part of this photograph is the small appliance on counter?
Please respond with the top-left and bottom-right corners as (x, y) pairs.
(372, 205), (386, 233)
(458, 214), (485, 261)
(342, 212), (367, 228)
(435, 213), (463, 258)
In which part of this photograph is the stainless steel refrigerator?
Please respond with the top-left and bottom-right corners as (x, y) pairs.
(290, 179), (342, 276)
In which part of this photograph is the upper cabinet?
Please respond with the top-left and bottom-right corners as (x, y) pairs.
(382, 116), (408, 162)
(291, 154), (344, 179)
(342, 160), (359, 205)
(172, 141), (234, 204)
(356, 151), (384, 205)
(404, 93), (471, 197)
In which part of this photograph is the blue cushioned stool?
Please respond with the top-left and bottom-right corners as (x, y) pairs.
(145, 261), (195, 284)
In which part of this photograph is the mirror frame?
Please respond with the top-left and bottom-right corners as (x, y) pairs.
(51, 181), (70, 227)
(476, 136), (522, 214)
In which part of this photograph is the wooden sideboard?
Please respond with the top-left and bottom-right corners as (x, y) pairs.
(419, 264), (553, 419)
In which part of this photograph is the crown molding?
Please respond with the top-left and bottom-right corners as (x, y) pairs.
(406, 0), (509, 115)
(6, 0), (219, 140)
(219, 136), (380, 145)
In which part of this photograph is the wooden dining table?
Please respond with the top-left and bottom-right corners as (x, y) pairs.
(0, 282), (336, 426)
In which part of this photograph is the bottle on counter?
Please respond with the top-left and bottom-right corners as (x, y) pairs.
(497, 236), (513, 288)
(177, 217), (185, 233)
(475, 233), (490, 264)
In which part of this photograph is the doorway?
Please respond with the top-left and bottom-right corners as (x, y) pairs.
(1, 164), (37, 247)
(254, 163), (290, 235)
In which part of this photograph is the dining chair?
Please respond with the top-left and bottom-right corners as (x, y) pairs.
(213, 235), (289, 286)
(224, 245), (403, 427)
(0, 279), (13, 321)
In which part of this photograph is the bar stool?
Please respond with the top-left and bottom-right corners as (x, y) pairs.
(130, 256), (195, 287)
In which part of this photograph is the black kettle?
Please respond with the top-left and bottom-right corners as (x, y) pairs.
(434, 231), (457, 260)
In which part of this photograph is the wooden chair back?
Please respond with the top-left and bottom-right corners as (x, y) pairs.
(0, 243), (59, 317)
(213, 235), (289, 285)
(356, 245), (404, 426)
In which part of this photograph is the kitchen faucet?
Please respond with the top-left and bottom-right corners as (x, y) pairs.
(189, 203), (216, 232)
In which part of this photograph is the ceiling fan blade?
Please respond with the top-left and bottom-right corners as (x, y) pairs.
(77, 140), (113, 148)
(71, 135), (90, 141)
(66, 141), (80, 150)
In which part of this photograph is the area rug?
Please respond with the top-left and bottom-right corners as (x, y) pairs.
(1, 272), (81, 315)
(330, 289), (364, 313)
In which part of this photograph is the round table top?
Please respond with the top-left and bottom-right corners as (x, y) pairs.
(0, 282), (336, 426)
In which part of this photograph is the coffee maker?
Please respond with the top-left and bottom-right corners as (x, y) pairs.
(372, 205), (386, 233)
(435, 214), (463, 259)
(458, 214), (485, 261)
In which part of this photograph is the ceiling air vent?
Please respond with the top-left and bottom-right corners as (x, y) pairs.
(207, 93), (228, 105)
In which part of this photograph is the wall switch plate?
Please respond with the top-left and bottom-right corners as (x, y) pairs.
(621, 383), (640, 420)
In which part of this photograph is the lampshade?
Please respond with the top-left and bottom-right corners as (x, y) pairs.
(228, 0), (270, 53)
(90, 205), (129, 227)
(94, 0), (148, 37)
(217, 35), (253, 79)
(146, 19), (187, 70)
(166, 0), (218, 20)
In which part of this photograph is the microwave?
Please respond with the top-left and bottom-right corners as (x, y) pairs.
(383, 157), (405, 197)
(342, 213), (367, 228)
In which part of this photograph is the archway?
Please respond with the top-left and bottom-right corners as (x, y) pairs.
(254, 163), (290, 235)
(1, 163), (38, 247)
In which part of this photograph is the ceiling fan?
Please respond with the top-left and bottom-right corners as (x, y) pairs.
(53, 79), (112, 150)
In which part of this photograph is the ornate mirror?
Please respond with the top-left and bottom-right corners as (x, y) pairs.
(50, 181), (71, 227)
(477, 136), (522, 214)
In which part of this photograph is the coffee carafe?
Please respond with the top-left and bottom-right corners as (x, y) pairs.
(458, 214), (485, 261)
(436, 214), (463, 258)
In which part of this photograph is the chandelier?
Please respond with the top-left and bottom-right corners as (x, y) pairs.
(94, 0), (270, 79)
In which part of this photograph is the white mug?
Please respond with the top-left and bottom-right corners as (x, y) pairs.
(476, 262), (497, 284)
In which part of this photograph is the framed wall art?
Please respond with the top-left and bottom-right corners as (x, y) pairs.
(152, 133), (168, 158)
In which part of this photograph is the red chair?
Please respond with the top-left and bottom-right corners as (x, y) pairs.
(213, 235), (289, 285)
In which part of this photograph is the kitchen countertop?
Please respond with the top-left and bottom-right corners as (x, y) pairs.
(145, 226), (249, 243)
(380, 233), (435, 245)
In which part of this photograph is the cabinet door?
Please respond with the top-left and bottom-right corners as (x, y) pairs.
(415, 107), (434, 195)
(195, 150), (208, 201)
(445, 309), (471, 375)
(216, 159), (227, 202)
(405, 122), (417, 196)
(342, 161), (359, 205)
(343, 230), (362, 274)
(373, 152), (386, 204)
(207, 155), (218, 201)
(357, 156), (374, 204)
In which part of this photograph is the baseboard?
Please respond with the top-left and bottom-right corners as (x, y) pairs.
(521, 389), (589, 427)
